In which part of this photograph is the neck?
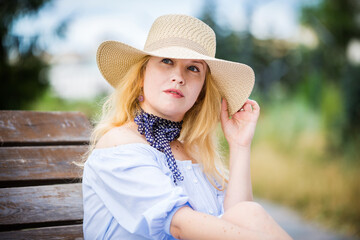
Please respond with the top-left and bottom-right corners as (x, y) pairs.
(134, 108), (184, 183)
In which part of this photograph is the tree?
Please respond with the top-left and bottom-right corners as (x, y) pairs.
(301, 0), (360, 156)
(0, 0), (51, 110)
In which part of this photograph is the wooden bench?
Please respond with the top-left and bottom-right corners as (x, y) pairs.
(0, 111), (91, 239)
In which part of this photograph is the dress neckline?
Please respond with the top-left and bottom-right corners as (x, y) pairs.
(93, 142), (200, 166)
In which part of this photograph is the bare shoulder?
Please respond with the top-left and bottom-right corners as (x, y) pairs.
(95, 122), (147, 149)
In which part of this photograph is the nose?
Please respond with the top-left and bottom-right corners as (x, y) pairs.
(171, 67), (185, 85)
(171, 78), (184, 85)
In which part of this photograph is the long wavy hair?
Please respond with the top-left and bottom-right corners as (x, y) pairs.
(81, 55), (228, 190)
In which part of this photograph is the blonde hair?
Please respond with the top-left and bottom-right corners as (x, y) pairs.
(83, 55), (228, 190)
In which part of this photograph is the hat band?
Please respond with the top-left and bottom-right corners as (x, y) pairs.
(144, 37), (212, 57)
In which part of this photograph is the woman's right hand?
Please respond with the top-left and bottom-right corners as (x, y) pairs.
(220, 98), (260, 149)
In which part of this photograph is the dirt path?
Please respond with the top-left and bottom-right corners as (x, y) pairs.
(257, 198), (358, 240)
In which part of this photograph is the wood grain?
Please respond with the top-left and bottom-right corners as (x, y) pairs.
(0, 183), (83, 225)
(0, 111), (91, 145)
(0, 146), (86, 181)
(0, 224), (83, 240)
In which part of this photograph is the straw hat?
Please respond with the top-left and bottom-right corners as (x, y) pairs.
(97, 14), (255, 115)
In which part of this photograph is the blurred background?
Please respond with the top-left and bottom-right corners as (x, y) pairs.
(1, 0), (359, 238)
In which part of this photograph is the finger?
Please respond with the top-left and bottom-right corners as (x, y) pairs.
(238, 99), (252, 112)
(243, 102), (252, 112)
(220, 98), (229, 122)
(247, 99), (260, 112)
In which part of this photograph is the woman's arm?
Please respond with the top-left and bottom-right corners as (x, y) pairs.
(170, 204), (292, 240)
(170, 206), (269, 240)
(179, 99), (291, 239)
(220, 99), (260, 210)
(224, 145), (253, 210)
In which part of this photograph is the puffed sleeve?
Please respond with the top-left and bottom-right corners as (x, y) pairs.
(213, 176), (227, 217)
(84, 144), (191, 239)
(216, 187), (226, 216)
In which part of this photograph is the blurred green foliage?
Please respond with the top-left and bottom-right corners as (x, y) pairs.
(300, 0), (360, 160)
(0, 0), (50, 110)
(29, 88), (105, 122)
(200, 0), (360, 162)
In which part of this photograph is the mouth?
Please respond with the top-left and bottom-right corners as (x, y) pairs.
(164, 89), (184, 98)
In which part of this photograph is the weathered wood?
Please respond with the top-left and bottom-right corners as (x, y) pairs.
(0, 111), (91, 146)
(0, 224), (83, 240)
(0, 146), (86, 181)
(0, 183), (83, 225)
(0, 111), (86, 237)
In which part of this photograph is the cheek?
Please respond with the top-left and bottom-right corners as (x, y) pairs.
(143, 81), (156, 102)
(143, 71), (160, 95)
(189, 81), (205, 102)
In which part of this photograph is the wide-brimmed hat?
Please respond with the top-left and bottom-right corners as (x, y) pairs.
(96, 14), (255, 115)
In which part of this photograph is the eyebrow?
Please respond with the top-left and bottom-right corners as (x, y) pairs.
(191, 60), (206, 68)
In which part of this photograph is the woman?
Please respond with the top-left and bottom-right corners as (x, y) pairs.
(82, 14), (292, 239)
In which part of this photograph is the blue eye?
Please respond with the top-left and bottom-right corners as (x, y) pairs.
(162, 58), (173, 64)
(188, 66), (200, 72)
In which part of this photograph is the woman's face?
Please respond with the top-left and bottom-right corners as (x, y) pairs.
(140, 56), (207, 122)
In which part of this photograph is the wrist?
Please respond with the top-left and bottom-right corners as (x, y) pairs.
(225, 135), (253, 150)
(228, 144), (251, 166)
(228, 143), (251, 152)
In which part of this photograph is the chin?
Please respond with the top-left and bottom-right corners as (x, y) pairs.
(160, 106), (187, 121)
(142, 101), (191, 121)
(163, 111), (185, 121)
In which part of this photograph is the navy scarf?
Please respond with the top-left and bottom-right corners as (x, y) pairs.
(134, 110), (184, 184)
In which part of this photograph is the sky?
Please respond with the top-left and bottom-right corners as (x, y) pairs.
(12, 0), (306, 99)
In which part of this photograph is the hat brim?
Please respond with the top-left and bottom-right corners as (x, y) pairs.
(97, 40), (255, 116)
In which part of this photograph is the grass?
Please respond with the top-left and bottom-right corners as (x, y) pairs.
(251, 141), (360, 236)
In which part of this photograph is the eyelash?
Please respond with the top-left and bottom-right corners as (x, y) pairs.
(161, 58), (200, 72)
(188, 66), (200, 72)
(162, 58), (173, 64)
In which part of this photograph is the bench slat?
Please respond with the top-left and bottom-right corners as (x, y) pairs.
(0, 183), (82, 225)
(0, 111), (91, 145)
(0, 146), (86, 181)
(0, 224), (83, 240)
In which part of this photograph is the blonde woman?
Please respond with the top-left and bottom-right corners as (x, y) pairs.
(82, 14), (291, 240)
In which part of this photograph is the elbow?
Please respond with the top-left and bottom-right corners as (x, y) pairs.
(223, 193), (254, 211)
(170, 224), (182, 239)
(169, 206), (191, 239)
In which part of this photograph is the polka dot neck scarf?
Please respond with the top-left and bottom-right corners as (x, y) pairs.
(134, 109), (184, 184)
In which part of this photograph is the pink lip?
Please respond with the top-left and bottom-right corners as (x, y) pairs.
(164, 89), (184, 98)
